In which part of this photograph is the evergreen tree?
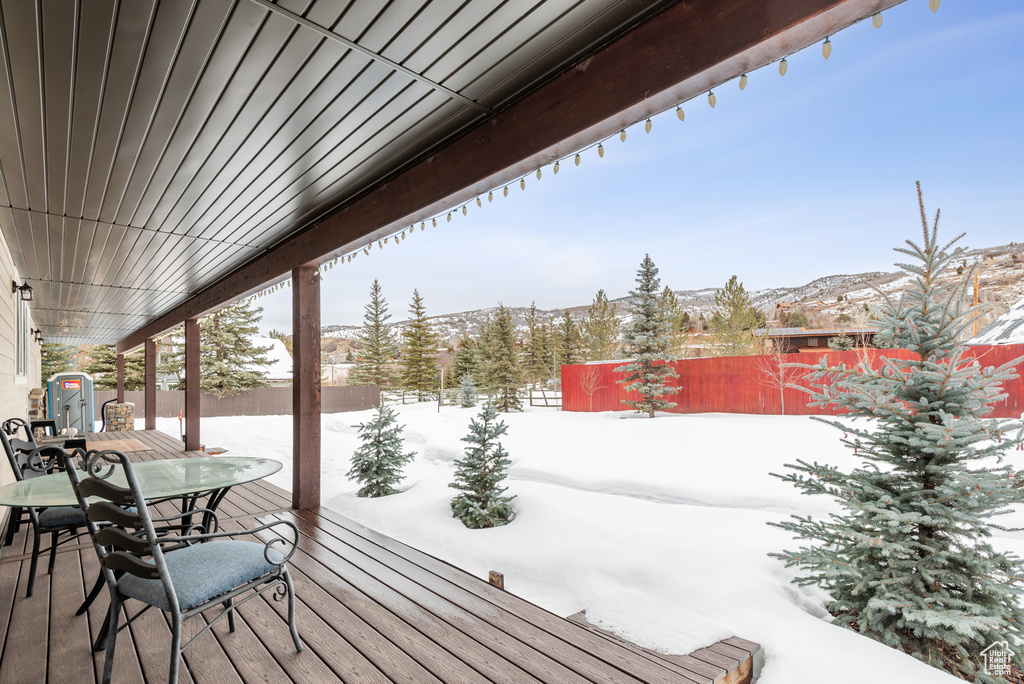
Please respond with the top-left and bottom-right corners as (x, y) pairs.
(83, 345), (146, 390)
(450, 335), (477, 385)
(828, 332), (855, 350)
(268, 328), (293, 355)
(400, 289), (439, 400)
(158, 301), (273, 397)
(582, 289), (620, 361)
(770, 186), (1024, 682)
(522, 303), (544, 386)
(474, 316), (497, 394)
(449, 403), (516, 529)
(658, 286), (690, 356)
(41, 343), (76, 384)
(709, 276), (764, 356)
(539, 316), (557, 383)
(614, 255), (678, 417)
(347, 404), (415, 497)
(555, 309), (584, 368)
(459, 374), (478, 408)
(345, 349), (354, 363)
(485, 305), (523, 412)
(349, 280), (399, 389)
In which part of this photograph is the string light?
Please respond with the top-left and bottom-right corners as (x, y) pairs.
(432, 218), (437, 227)
(597, 143), (604, 158)
(822, 37), (832, 60)
(536, 168), (542, 180)
(461, 205), (467, 215)
(619, 129), (626, 142)
(554, 161), (560, 174)
(447, 212), (452, 222)
(476, 196), (482, 207)
(872, 12), (882, 28)
(739, 74), (747, 90)
(778, 58), (788, 76)
(488, 191), (493, 202)
(377, 240), (382, 249)
(676, 106), (684, 121)
(520, 178), (526, 190)
(930, 0), (940, 12)
(503, 186), (509, 197)
(421, 221), (425, 230)
(645, 118), (652, 133)
(707, 91), (716, 108)
(574, 153), (581, 166)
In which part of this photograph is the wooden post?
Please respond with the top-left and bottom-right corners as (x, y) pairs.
(185, 318), (200, 451)
(145, 339), (156, 430)
(116, 354), (125, 403)
(488, 571), (504, 590)
(293, 264), (321, 510)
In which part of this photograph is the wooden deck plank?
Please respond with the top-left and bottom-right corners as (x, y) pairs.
(0, 429), (733, 684)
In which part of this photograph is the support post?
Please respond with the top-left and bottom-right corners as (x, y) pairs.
(116, 354), (125, 403)
(185, 318), (200, 451)
(292, 264), (321, 509)
(145, 339), (157, 430)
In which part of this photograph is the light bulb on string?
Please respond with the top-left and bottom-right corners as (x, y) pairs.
(536, 168), (542, 180)
(383, 237), (388, 244)
(420, 221), (425, 231)
(872, 12), (882, 28)
(461, 205), (467, 216)
(432, 218), (437, 227)
(707, 91), (716, 108)
(520, 178), (526, 190)
(778, 58), (787, 76)
(929, 0), (940, 12)
(822, 37), (831, 60)
(619, 129), (626, 142)
(476, 197), (482, 207)
(676, 106), (684, 121)
(503, 186), (508, 197)
(644, 118), (652, 133)
(574, 153), (581, 166)
(739, 74), (747, 90)
(597, 143), (604, 158)
(488, 191), (493, 202)
(401, 232), (405, 241)
(553, 161), (559, 174)
(447, 212), (452, 222)
(364, 247), (370, 255)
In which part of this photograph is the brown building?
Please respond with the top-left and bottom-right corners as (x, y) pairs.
(760, 327), (879, 353)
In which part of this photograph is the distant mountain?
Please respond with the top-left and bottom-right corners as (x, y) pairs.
(322, 242), (1024, 350)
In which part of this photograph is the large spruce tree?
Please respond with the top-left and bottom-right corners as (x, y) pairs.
(708, 275), (763, 356)
(770, 185), (1024, 682)
(659, 286), (690, 357)
(582, 289), (620, 361)
(41, 343), (77, 385)
(614, 255), (678, 418)
(83, 345), (146, 390)
(484, 305), (523, 412)
(449, 335), (478, 386)
(523, 303), (548, 387)
(349, 280), (399, 389)
(450, 403), (516, 529)
(400, 289), (439, 400)
(556, 309), (584, 368)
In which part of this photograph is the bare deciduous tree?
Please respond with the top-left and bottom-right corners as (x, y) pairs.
(578, 365), (606, 412)
(755, 340), (796, 415)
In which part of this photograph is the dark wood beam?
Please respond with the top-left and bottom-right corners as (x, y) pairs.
(145, 339), (156, 431)
(117, 0), (903, 353)
(116, 354), (125, 404)
(184, 318), (200, 451)
(292, 264), (321, 510)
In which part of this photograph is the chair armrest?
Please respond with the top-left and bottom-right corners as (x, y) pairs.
(154, 519), (300, 565)
(151, 509), (220, 534)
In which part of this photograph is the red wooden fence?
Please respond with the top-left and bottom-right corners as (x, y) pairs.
(561, 345), (1024, 418)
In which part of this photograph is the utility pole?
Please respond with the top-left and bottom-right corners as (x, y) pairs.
(973, 270), (980, 337)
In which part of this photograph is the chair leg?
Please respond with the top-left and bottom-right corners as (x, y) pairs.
(224, 597), (235, 632)
(3, 507), (20, 546)
(283, 569), (303, 653)
(26, 527), (40, 598)
(47, 530), (60, 574)
(78, 572), (105, 616)
(101, 594), (120, 684)
(168, 614), (182, 684)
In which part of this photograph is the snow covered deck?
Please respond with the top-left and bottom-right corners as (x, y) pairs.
(0, 428), (759, 684)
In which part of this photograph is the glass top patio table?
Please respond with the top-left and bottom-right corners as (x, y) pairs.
(0, 457), (282, 508)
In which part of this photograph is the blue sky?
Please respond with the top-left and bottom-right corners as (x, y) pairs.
(258, 0), (1024, 333)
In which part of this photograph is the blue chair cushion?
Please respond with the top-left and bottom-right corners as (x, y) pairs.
(37, 506), (85, 529)
(118, 540), (283, 612)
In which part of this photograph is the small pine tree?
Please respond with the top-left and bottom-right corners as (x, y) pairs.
(347, 404), (416, 498)
(770, 184), (1024, 682)
(484, 305), (523, 412)
(658, 286), (689, 356)
(349, 280), (399, 389)
(709, 276), (764, 356)
(459, 374), (478, 408)
(614, 255), (678, 418)
(41, 343), (76, 385)
(450, 404), (516, 528)
(827, 332), (855, 350)
(400, 289), (439, 400)
(556, 309), (584, 369)
(83, 345), (146, 390)
(582, 289), (620, 361)
(449, 335), (477, 386)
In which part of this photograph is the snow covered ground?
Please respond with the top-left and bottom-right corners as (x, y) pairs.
(156, 406), (1024, 684)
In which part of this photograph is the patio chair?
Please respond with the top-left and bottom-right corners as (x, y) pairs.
(63, 449), (303, 684)
(1, 425), (87, 597)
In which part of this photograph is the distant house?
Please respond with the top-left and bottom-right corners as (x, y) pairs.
(968, 297), (1024, 346)
(758, 327), (879, 353)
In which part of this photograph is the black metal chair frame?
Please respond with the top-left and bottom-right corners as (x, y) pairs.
(1, 419), (90, 597)
(64, 449), (303, 684)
